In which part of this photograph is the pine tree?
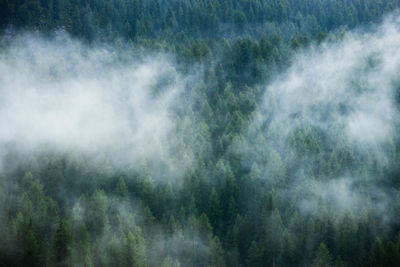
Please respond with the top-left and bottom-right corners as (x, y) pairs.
(207, 187), (221, 232)
(312, 243), (332, 267)
(115, 177), (129, 198)
(54, 219), (70, 265)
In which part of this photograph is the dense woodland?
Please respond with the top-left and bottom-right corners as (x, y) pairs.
(1, 0), (400, 266)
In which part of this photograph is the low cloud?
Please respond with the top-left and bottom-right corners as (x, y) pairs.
(242, 13), (400, 220)
(0, 32), (194, 179)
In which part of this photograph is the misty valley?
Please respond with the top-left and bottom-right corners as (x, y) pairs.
(1, 0), (400, 266)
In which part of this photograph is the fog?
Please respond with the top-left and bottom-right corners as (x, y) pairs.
(241, 14), (400, 219)
(261, 17), (400, 146)
(1, 12), (400, 266)
(0, 33), (195, 179)
(0, 32), (215, 266)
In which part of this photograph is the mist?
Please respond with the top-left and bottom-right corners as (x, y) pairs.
(240, 14), (400, 220)
(2, 4), (400, 266)
(0, 31), (218, 267)
(0, 33), (197, 181)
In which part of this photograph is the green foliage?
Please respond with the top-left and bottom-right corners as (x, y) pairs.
(1, 1), (400, 266)
(312, 243), (332, 267)
(115, 177), (129, 199)
(54, 219), (71, 265)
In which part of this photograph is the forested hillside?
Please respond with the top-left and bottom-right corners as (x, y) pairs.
(1, 1), (400, 267)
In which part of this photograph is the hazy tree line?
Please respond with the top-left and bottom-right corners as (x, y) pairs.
(1, 0), (400, 267)
(1, 0), (399, 39)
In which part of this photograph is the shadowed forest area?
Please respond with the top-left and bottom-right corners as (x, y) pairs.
(1, 0), (400, 266)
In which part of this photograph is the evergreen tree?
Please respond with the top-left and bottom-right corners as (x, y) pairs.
(312, 243), (333, 267)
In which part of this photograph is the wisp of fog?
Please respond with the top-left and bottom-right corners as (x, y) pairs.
(1, 15), (400, 223)
(240, 14), (400, 220)
(0, 33), (194, 178)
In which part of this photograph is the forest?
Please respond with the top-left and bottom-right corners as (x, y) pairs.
(1, 0), (400, 266)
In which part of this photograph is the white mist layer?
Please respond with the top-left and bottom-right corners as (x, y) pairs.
(244, 14), (400, 216)
(0, 34), (190, 173)
(262, 18), (400, 146)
